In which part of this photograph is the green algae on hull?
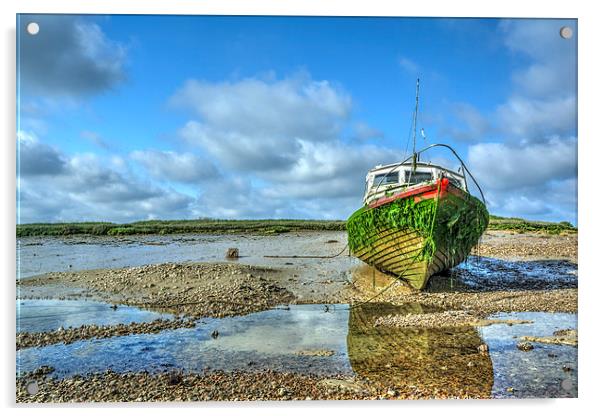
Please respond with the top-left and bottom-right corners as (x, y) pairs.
(346, 189), (488, 289)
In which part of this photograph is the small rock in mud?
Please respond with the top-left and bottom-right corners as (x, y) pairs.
(521, 329), (577, 347)
(517, 341), (534, 351)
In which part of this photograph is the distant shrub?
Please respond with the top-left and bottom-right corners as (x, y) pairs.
(91, 224), (113, 235)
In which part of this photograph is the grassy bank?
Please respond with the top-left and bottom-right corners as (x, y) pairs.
(16, 216), (576, 237)
(16, 219), (347, 237)
(487, 216), (576, 234)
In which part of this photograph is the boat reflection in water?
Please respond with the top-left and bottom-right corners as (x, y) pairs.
(347, 283), (494, 398)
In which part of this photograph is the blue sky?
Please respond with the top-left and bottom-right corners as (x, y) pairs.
(16, 15), (577, 224)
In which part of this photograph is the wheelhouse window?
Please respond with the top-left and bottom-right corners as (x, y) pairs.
(372, 172), (399, 188)
(447, 176), (463, 188)
(404, 170), (433, 185)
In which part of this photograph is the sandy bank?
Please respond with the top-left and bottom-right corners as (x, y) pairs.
(19, 262), (295, 319)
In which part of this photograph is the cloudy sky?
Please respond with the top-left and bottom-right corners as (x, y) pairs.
(16, 15), (577, 224)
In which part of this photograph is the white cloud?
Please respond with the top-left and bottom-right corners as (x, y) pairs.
(179, 121), (300, 172)
(131, 150), (219, 183)
(352, 122), (384, 140)
(80, 131), (112, 150)
(434, 20), (578, 223)
(17, 132), (194, 223)
(438, 102), (491, 143)
(468, 137), (576, 191)
(170, 73), (403, 219)
(399, 57), (419, 74)
(483, 178), (576, 224)
(496, 95), (576, 141)
(170, 74), (351, 144)
(19, 15), (127, 97)
(17, 131), (66, 176)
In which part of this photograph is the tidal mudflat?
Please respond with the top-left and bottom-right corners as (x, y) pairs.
(16, 230), (577, 401)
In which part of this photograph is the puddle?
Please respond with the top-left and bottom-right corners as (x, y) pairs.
(17, 299), (173, 333)
(347, 302), (494, 397)
(479, 312), (577, 398)
(17, 304), (353, 379)
(16, 303), (577, 398)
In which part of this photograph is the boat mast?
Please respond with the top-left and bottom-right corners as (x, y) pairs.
(412, 78), (420, 166)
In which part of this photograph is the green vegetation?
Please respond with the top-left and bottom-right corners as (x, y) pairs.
(346, 194), (489, 262)
(16, 214), (576, 238)
(16, 219), (346, 237)
(487, 215), (577, 234)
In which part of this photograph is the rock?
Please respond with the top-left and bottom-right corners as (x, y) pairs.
(477, 344), (489, 353)
(167, 371), (183, 385)
(517, 341), (534, 351)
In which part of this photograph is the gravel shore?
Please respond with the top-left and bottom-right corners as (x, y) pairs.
(347, 286), (577, 314)
(16, 368), (490, 402)
(474, 230), (577, 262)
(374, 310), (533, 328)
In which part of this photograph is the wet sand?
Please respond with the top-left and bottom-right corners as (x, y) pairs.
(16, 230), (578, 401)
(19, 262), (295, 319)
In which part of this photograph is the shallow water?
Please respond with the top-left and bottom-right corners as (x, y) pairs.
(479, 312), (577, 398)
(16, 233), (358, 285)
(17, 301), (578, 398)
(17, 304), (353, 378)
(17, 299), (172, 333)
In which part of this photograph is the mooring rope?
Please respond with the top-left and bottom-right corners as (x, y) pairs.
(263, 243), (349, 259)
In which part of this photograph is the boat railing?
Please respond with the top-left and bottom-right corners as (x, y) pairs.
(370, 143), (487, 206)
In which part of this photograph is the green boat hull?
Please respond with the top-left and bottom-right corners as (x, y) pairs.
(346, 184), (488, 290)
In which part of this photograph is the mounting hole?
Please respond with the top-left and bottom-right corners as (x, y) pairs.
(560, 26), (573, 39)
(26, 22), (40, 35)
(561, 378), (573, 391)
(25, 380), (39, 395)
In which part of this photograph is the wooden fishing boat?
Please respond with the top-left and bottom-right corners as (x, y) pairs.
(346, 80), (488, 290)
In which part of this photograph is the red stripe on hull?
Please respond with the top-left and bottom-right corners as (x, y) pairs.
(369, 178), (463, 209)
